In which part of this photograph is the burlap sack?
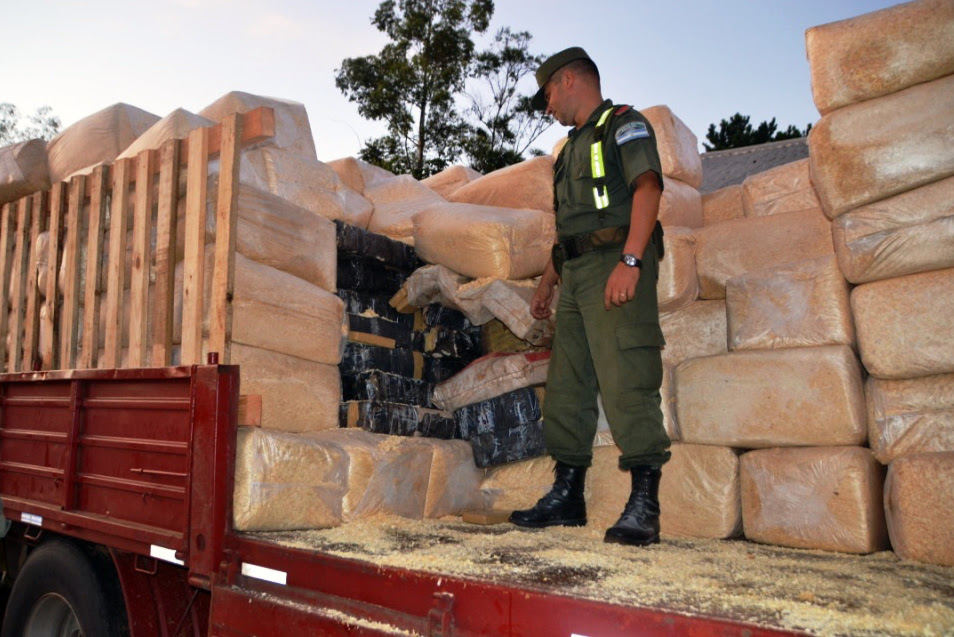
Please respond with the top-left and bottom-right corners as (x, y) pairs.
(422, 164), (482, 199)
(657, 227), (699, 314)
(675, 345), (866, 448)
(449, 156), (554, 213)
(642, 105), (703, 189)
(806, 0), (954, 115)
(198, 91), (317, 159)
(660, 299), (727, 368)
(851, 268), (954, 379)
(0, 139), (50, 205)
(659, 177), (703, 228)
(884, 451), (954, 567)
(741, 446), (888, 554)
(701, 184), (743, 226)
(741, 159), (822, 218)
(866, 374), (954, 465)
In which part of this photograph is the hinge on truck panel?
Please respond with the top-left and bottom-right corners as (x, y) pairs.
(428, 592), (454, 637)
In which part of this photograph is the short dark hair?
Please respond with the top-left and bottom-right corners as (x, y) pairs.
(563, 57), (600, 86)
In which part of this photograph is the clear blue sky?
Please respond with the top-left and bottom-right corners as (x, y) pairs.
(3, 0), (900, 162)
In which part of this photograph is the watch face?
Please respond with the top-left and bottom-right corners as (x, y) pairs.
(621, 254), (640, 267)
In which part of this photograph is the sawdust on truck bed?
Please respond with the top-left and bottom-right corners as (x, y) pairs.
(258, 515), (954, 636)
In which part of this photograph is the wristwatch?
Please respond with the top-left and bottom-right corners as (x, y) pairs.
(620, 253), (642, 268)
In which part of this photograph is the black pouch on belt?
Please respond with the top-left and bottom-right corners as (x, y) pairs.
(551, 243), (567, 277)
(652, 220), (665, 260)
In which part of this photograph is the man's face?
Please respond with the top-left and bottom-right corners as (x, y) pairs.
(544, 71), (572, 126)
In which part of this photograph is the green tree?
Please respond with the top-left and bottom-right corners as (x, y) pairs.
(336, 0), (494, 179)
(0, 103), (61, 146)
(703, 113), (811, 151)
(462, 28), (551, 173)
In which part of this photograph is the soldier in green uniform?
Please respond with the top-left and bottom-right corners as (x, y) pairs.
(509, 47), (670, 546)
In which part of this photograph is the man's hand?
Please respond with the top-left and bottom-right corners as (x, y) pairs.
(531, 257), (559, 319)
(604, 262), (640, 310)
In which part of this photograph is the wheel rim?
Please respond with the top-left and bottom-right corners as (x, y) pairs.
(24, 593), (83, 637)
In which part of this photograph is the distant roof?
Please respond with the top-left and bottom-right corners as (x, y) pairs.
(698, 137), (809, 194)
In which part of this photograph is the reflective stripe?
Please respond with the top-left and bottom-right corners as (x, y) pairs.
(596, 107), (613, 127)
(590, 140), (605, 179)
(590, 107), (615, 210)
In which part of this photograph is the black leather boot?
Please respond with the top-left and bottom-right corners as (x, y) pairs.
(509, 461), (587, 528)
(603, 465), (661, 546)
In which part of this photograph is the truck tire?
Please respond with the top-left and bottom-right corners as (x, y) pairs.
(1, 539), (129, 637)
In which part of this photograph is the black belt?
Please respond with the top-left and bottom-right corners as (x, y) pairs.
(555, 226), (629, 262)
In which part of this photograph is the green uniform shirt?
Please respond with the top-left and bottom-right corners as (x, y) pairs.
(553, 99), (664, 239)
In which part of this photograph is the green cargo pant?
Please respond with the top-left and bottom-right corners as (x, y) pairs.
(544, 245), (670, 469)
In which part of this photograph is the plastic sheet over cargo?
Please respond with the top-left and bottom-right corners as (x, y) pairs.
(831, 175), (954, 284)
(726, 255), (854, 351)
(740, 159), (822, 218)
(808, 74), (954, 218)
(413, 202), (555, 280)
(448, 156), (554, 214)
(866, 374), (954, 465)
(741, 446), (889, 554)
(675, 345), (866, 448)
(431, 352), (549, 412)
(805, 0), (954, 115)
(694, 207), (834, 299)
(0, 139), (50, 205)
(642, 105), (703, 189)
(884, 451), (954, 567)
(851, 267), (954, 379)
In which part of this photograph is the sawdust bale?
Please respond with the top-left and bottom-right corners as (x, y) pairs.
(701, 184), (743, 226)
(116, 108), (213, 160)
(851, 268), (954, 379)
(741, 159), (822, 218)
(660, 299), (726, 368)
(808, 74), (954, 218)
(741, 446), (889, 554)
(659, 177), (703, 228)
(346, 435), (433, 521)
(233, 426), (346, 531)
(675, 345), (867, 448)
(552, 137), (568, 158)
(422, 164), (482, 199)
(413, 202), (554, 280)
(241, 148), (373, 228)
(423, 439), (484, 518)
(642, 105), (703, 189)
(449, 156), (554, 213)
(366, 175), (444, 244)
(0, 139), (50, 204)
(198, 91), (316, 159)
(694, 208), (834, 299)
(726, 255), (854, 351)
(480, 455), (554, 512)
(661, 443), (741, 539)
(326, 157), (395, 195)
(432, 352), (549, 412)
(866, 374), (954, 465)
(884, 451), (954, 567)
(47, 103), (159, 183)
(657, 226), (698, 313)
(832, 174), (954, 284)
(231, 343), (341, 432)
(805, 0), (954, 115)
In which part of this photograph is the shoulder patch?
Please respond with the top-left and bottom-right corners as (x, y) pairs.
(614, 105), (631, 115)
(615, 120), (650, 145)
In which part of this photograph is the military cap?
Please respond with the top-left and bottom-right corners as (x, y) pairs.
(531, 46), (594, 111)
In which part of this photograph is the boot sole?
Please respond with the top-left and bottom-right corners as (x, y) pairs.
(510, 517), (587, 529)
(603, 533), (660, 546)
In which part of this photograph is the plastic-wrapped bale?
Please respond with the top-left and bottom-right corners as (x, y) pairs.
(660, 443), (741, 539)
(694, 208), (833, 299)
(448, 156), (554, 214)
(675, 345), (866, 448)
(455, 387), (544, 467)
(340, 401), (451, 437)
(432, 352), (549, 412)
(342, 369), (432, 406)
(867, 374), (954, 465)
(326, 157), (395, 195)
(422, 164), (483, 199)
(740, 446), (889, 554)
(851, 268), (954, 379)
(808, 74), (954, 218)
(116, 108), (213, 160)
(232, 343), (341, 432)
(701, 184), (743, 226)
(656, 227), (698, 313)
(241, 148), (373, 228)
(366, 175), (445, 245)
(740, 159), (822, 218)
(832, 175), (954, 284)
(423, 438), (484, 518)
(0, 139), (50, 205)
(805, 0), (954, 116)
(642, 105), (703, 189)
(726, 255), (854, 351)
(341, 434), (434, 520)
(660, 300), (727, 368)
(46, 103), (160, 183)
(480, 455), (554, 512)
(198, 91), (317, 160)
(412, 202), (555, 280)
(658, 177), (703, 229)
(233, 426), (347, 531)
(340, 342), (423, 379)
(884, 451), (954, 567)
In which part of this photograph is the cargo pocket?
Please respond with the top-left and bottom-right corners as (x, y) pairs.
(615, 323), (664, 394)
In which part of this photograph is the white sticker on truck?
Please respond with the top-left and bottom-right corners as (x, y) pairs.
(20, 513), (42, 526)
(150, 544), (185, 566)
(241, 562), (288, 585)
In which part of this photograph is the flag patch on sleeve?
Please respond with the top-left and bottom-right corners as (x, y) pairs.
(615, 121), (650, 144)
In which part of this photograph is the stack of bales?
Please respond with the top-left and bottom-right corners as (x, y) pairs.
(804, 0), (954, 567)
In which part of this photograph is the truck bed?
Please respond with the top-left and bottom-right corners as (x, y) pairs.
(224, 516), (953, 636)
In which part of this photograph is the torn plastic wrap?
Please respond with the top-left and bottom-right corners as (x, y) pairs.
(884, 451), (954, 567)
(865, 373), (954, 464)
(740, 446), (888, 554)
(432, 352), (550, 412)
(455, 388), (545, 467)
(335, 219), (422, 273)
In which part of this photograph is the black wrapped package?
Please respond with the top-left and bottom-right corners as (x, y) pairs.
(347, 314), (415, 348)
(335, 220), (421, 273)
(339, 400), (420, 436)
(423, 356), (471, 384)
(337, 257), (408, 293)
(341, 370), (432, 407)
(470, 421), (546, 467)
(421, 303), (473, 331)
(411, 326), (482, 359)
(420, 411), (461, 440)
(454, 387), (541, 440)
(340, 342), (423, 379)
(338, 289), (413, 327)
